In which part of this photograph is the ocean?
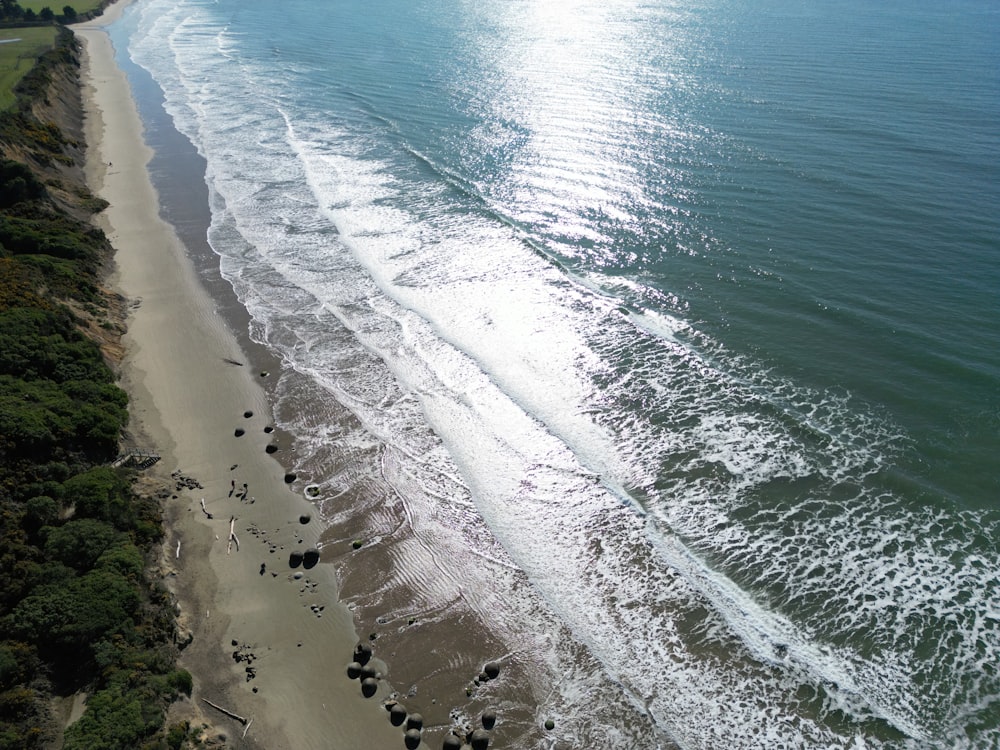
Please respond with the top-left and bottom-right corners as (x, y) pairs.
(107, 0), (999, 747)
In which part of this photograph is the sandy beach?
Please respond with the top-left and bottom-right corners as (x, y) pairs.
(73, 5), (410, 747)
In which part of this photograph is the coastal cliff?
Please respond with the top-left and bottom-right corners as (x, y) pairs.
(2, 29), (90, 212)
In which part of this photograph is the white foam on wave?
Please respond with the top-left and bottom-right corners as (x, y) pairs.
(124, 1), (1000, 747)
(275, 121), (928, 742)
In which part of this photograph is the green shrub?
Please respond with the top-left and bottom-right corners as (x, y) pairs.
(0, 161), (45, 209)
(62, 684), (147, 750)
(0, 643), (34, 693)
(22, 497), (58, 532)
(43, 518), (121, 570)
(63, 468), (135, 530)
(7, 568), (140, 655)
(95, 542), (144, 581)
(0, 374), (125, 463)
(165, 721), (189, 750)
(165, 670), (192, 697)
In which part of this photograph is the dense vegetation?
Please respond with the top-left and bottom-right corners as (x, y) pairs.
(0, 30), (194, 750)
(1, 2), (84, 26)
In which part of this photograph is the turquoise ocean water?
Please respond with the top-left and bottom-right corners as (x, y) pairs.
(112, 0), (999, 747)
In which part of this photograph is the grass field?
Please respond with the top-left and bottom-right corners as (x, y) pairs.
(0, 27), (59, 110)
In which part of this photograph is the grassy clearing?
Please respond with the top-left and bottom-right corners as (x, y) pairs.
(0, 27), (59, 110)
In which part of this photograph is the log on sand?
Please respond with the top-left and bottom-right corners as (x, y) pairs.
(202, 697), (248, 725)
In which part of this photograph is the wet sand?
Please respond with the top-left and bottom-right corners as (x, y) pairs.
(74, 4), (409, 747)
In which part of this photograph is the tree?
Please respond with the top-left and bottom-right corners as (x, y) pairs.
(61, 5), (75, 20)
(61, 685), (148, 749)
(43, 518), (121, 570)
(63, 468), (133, 530)
(39, 6), (53, 21)
(0, 0), (24, 21)
(7, 568), (139, 654)
(0, 163), (43, 209)
(22, 496), (58, 534)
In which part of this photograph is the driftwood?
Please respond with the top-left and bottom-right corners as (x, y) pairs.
(200, 498), (212, 519)
(223, 358), (244, 366)
(175, 540), (181, 559)
(242, 716), (254, 738)
(202, 697), (247, 725)
(227, 516), (240, 554)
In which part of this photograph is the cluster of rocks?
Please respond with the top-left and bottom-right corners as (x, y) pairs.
(465, 661), (501, 697)
(345, 642), (381, 698)
(346, 641), (504, 749)
(171, 470), (203, 493)
(245, 522), (286, 557)
(293, 574), (319, 594)
(231, 639), (258, 683)
(174, 624), (194, 650)
(232, 481), (253, 504)
(232, 408), (278, 453)
(436, 706), (498, 750)
(288, 547), (320, 570)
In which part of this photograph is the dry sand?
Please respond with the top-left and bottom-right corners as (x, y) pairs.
(74, 5), (407, 747)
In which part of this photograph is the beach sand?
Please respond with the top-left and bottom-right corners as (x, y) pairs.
(74, 5), (410, 747)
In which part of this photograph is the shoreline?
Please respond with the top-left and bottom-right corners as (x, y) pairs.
(73, 5), (409, 748)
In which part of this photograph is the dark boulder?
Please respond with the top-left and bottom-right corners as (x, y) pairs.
(361, 677), (378, 697)
(389, 702), (407, 726)
(469, 728), (489, 750)
(353, 642), (373, 666)
(302, 547), (320, 568)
